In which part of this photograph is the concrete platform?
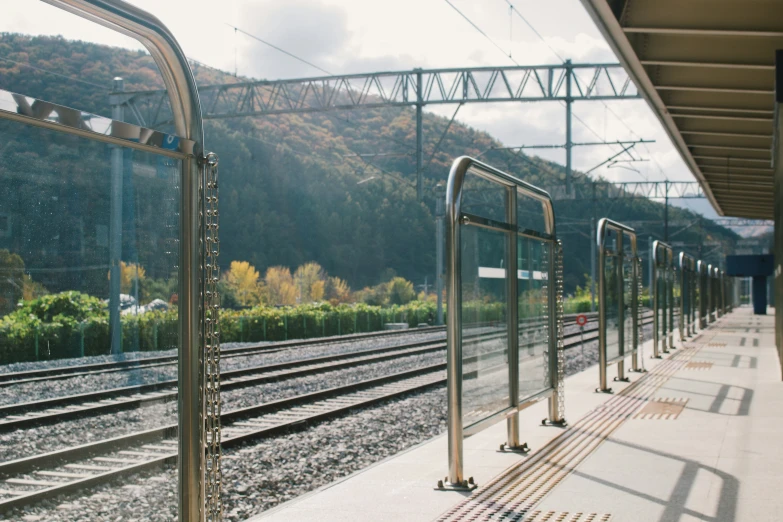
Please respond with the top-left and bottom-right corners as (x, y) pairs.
(250, 308), (779, 522)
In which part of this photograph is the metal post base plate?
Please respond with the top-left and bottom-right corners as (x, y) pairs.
(614, 376), (630, 382)
(499, 442), (530, 453)
(435, 477), (477, 491)
(596, 387), (614, 394)
(542, 418), (568, 427)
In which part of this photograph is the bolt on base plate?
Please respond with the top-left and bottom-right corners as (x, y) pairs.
(498, 442), (530, 453)
(435, 476), (477, 491)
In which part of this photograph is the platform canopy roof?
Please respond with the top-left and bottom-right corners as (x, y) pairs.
(579, 0), (781, 219)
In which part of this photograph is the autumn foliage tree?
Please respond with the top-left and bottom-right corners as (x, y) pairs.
(294, 262), (326, 303)
(324, 277), (352, 304)
(265, 266), (297, 306)
(223, 261), (263, 307)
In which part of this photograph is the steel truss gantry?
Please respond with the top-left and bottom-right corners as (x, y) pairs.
(115, 62), (640, 199)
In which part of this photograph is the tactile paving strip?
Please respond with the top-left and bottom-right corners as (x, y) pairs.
(633, 398), (688, 420)
(525, 512), (612, 522)
(435, 335), (712, 522)
(685, 361), (713, 371)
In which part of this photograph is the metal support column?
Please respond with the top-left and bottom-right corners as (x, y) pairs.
(109, 77), (124, 356)
(664, 181), (669, 242)
(416, 68), (424, 201)
(436, 195), (444, 326)
(649, 235), (653, 310)
(565, 60), (573, 197)
(616, 233), (626, 381)
(505, 189), (521, 450)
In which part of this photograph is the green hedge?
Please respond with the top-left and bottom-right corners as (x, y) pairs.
(0, 296), (439, 364)
(1, 293), (529, 364)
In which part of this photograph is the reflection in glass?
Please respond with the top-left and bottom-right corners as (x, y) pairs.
(672, 267), (680, 332)
(516, 191), (548, 236)
(460, 170), (508, 223)
(604, 253), (620, 361)
(461, 225), (509, 428)
(657, 267), (667, 344)
(622, 248), (634, 356)
(518, 236), (550, 398)
(0, 119), (180, 514)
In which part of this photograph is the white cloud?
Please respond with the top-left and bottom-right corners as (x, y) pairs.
(0, 0), (710, 214)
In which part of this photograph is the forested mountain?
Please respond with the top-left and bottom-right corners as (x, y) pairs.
(0, 34), (739, 295)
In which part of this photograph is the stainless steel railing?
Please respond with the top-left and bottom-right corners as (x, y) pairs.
(443, 156), (562, 489)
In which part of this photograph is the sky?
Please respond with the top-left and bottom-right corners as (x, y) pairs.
(2, 0), (723, 217)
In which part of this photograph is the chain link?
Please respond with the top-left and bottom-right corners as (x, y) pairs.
(203, 152), (223, 521)
(555, 240), (565, 421)
(636, 257), (645, 370)
(542, 244), (550, 390)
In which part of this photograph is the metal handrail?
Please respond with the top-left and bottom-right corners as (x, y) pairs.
(707, 263), (716, 323)
(445, 156), (559, 489)
(596, 218), (639, 391)
(652, 240), (674, 358)
(679, 252), (696, 338)
(40, 2), (206, 519)
(697, 260), (708, 328)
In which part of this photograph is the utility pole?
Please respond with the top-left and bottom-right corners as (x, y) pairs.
(415, 68), (424, 201)
(435, 188), (445, 325)
(663, 180), (669, 242)
(109, 77), (124, 356)
(565, 59), (573, 197)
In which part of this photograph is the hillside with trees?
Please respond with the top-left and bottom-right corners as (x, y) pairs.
(0, 33), (740, 303)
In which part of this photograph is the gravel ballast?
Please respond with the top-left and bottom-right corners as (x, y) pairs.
(1, 318), (669, 520)
(0, 331), (448, 406)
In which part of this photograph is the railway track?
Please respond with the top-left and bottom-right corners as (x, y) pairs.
(0, 312), (659, 435)
(0, 312), (602, 387)
(0, 364), (447, 513)
(0, 313), (660, 432)
(0, 336), (463, 432)
(0, 310), (671, 513)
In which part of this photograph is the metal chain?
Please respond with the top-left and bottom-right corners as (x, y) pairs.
(542, 244), (550, 390)
(203, 152), (223, 521)
(555, 240), (565, 421)
(636, 257), (645, 370)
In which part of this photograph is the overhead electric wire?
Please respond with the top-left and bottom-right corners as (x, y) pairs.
(443, 0), (522, 66)
(497, 0), (655, 183)
(226, 23), (333, 76)
(502, 0), (565, 62)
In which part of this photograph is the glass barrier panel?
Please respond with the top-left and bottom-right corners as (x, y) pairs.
(604, 253), (621, 361)
(516, 190), (549, 236)
(0, 118), (180, 515)
(622, 249), (634, 355)
(460, 170), (508, 223)
(657, 266), (668, 342)
(517, 236), (551, 399)
(460, 225), (509, 428)
(672, 267), (680, 332)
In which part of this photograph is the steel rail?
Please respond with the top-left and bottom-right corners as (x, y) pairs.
(0, 325), (445, 386)
(0, 314), (650, 432)
(0, 338), (458, 432)
(0, 364), (447, 513)
(0, 310), (671, 513)
(0, 313), (596, 386)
